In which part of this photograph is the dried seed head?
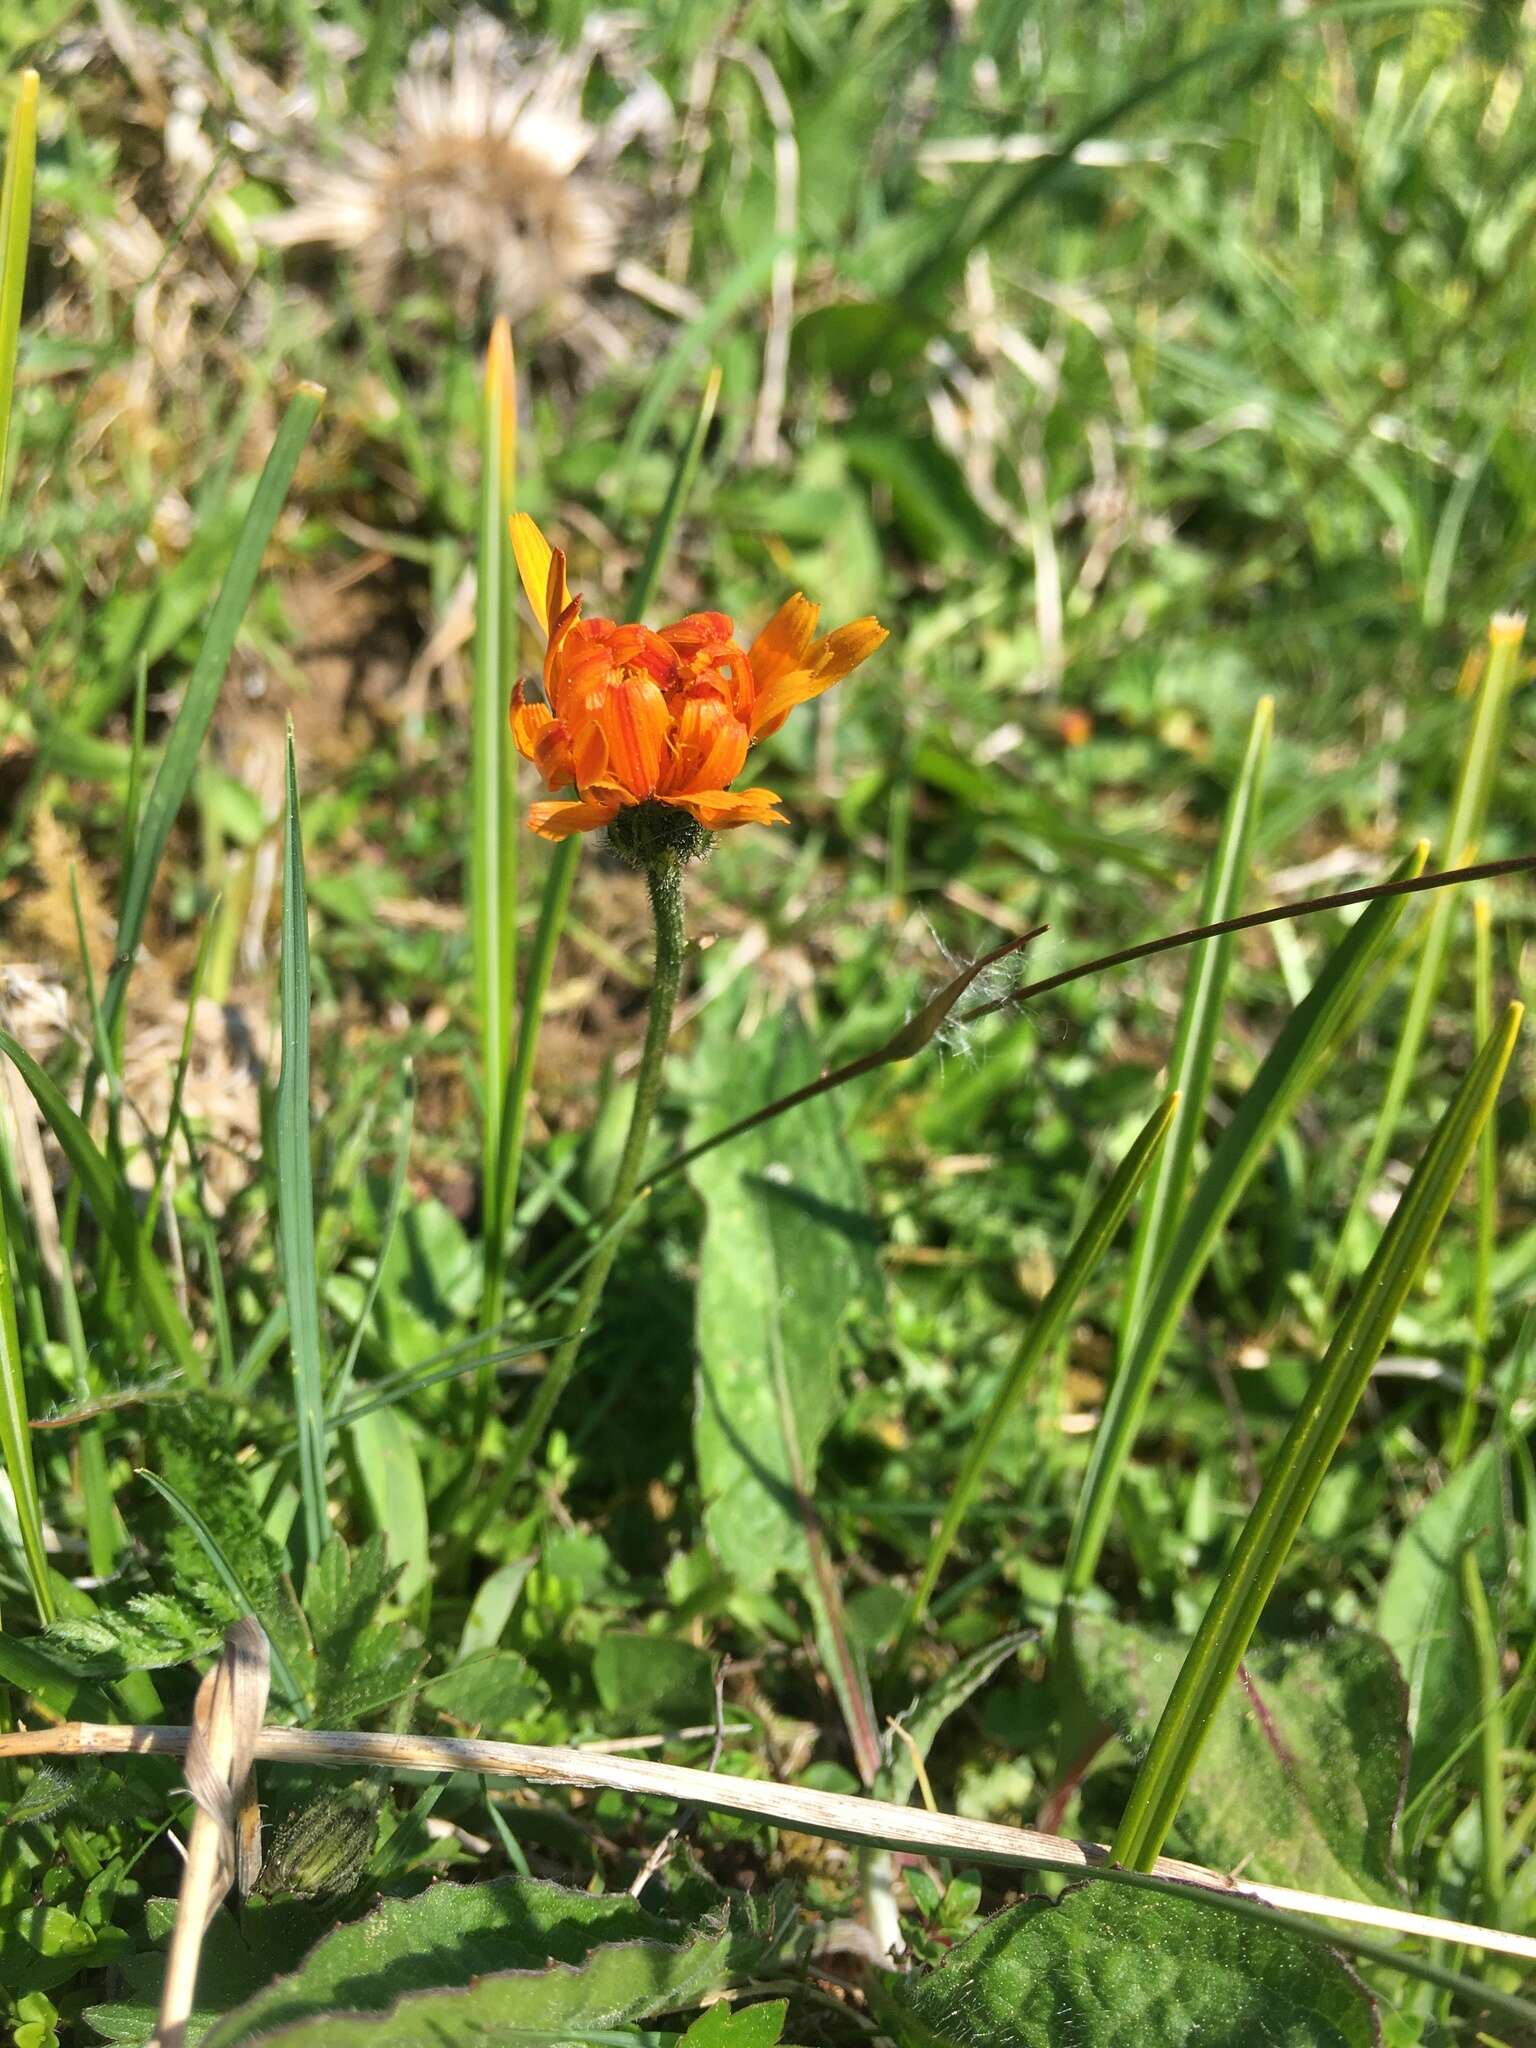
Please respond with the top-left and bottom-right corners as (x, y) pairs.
(262, 11), (624, 325)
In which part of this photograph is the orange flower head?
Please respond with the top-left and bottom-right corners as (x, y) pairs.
(508, 513), (887, 846)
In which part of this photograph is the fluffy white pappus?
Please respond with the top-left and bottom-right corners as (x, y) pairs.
(261, 11), (638, 325)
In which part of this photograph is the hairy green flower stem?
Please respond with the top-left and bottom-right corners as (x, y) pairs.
(492, 854), (688, 1505)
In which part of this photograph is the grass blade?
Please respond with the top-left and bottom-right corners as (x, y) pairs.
(0, 67), (38, 523)
(1061, 842), (1430, 1602)
(0, 1029), (201, 1382)
(472, 322), (517, 1284)
(276, 728), (327, 1568)
(1326, 613), (1526, 1296)
(1113, 1003), (1523, 1872)
(1448, 894), (1497, 1466)
(896, 1093), (1179, 1661)
(0, 1157), (52, 1622)
(101, 382), (324, 1049)
(1120, 697), (1272, 1356)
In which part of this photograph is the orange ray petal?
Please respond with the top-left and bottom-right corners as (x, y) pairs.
(527, 793), (624, 840)
(511, 686), (578, 791)
(747, 593), (820, 692)
(659, 785), (787, 829)
(601, 676), (672, 799)
(660, 692), (749, 797)
(511, 512), (555, 631)
(750, 614), (888, 739)
(509, 686), (552, 761)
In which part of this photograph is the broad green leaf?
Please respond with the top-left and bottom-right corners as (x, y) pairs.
(85, 1898), (334, 2046)
(1378, 1443), (1508, 1817)
(347, 1402), (430, 1608)
(0, 1901), (132, 2004)
(199, 1878), (791, 2048)
(594, 1634), (716, 1729)
(891, 1886), (1379, 2048)
(421, 1648), (548, 1732)
(687, 1003), (881, 1589)
(1071, 1618), (1406, 1904)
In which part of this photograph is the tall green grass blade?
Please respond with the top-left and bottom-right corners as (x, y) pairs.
(1119, 698), (1271, 1356)
(0, 1158), (53, 1622)
(0, 68), (38, 523)
(897, 1093), (1178, 1661)
(476, 368), (723, 1351)
(31, 896), (118, 1577)
(101, 383), (324, 1048)
(122, 654), (149, 887)
(0, 1030), (201, 1382)
(276, 729), (328, 1568)
(473, 323), (517, 1292)
(1113, 1003), (1523, 1872)
(1062, 843), (1430, 1601)
(1449, 895), (1496, 1465)
(1327, 614), (1525, 1296)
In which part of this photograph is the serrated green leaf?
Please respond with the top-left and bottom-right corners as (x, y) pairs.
(137, 1398), (310, 1693)
(303, 1535), (425, 1727)
(891, 1887), (1379, 2048)
(198, 1877), (792, 2048)
(42, 1597), (218, 1677)
(1071, 1619), (1406, 1904)
(680, 1999), (789, 2046)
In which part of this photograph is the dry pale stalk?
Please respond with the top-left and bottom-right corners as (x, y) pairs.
(5, 1706), (1534, 1968)
(150, 1619), (270, 2048)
